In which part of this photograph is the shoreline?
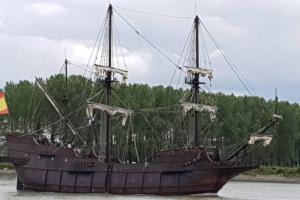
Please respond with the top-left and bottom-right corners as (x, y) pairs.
(1, 170), (299, 183)
(0, 169), (16, 176)
(232, 174), (300, 183)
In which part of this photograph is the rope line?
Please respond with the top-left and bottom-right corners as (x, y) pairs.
(114, 8), (184, 72)
(115, 5), (192, 19)
(169, 22), (194, 86)
(199, 19), (254, 96)
(82, 12), (109, 99)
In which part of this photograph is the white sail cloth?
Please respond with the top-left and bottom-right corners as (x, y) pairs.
(273, 114), (283, 121)
(95, 64), (128, 82)
(180, 102), (217, 121)
(86, 103), (133, 126)
(248, 134), (273, 147)
(186, 67), (213, 79)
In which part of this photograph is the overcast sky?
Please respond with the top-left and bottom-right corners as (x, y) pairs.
(0, 0), (299, 102)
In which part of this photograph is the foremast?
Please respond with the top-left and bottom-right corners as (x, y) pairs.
(184, 15), (215, 147)
(105, 4), (113, 163)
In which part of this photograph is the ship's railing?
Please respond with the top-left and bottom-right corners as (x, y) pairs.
(212, 161), (259, 168)
(155, 146), (217, 155)
(0, 156), (29, 165)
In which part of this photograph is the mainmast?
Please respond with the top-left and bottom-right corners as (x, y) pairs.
(64, 58), (68, 113)
(89, 4), (132, 161)
(194, 16), (200, 146)
(105, 4), (113, 163)
(274, 87), (278, 114)
(63, 59), (68, 143)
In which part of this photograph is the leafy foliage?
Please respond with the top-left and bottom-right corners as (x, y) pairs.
(0, 74), (300, 166)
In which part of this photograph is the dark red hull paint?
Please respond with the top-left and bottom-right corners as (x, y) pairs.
(5, 134), (257, 195)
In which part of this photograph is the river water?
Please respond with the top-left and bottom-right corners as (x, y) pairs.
(0, 175), (299, 200)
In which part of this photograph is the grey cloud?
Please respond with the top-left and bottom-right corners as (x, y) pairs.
(0, 0), (300, 102)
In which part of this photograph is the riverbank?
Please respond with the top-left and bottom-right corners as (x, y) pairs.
(245, 166), (300, 176)
(232, 174), (300, 183)
(232, 166), (300, 183)
(0, 169), (15, 176)
(0, 163), (15, 175)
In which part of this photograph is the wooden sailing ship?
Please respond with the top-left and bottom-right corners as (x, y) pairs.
(1, 4), (282, 195)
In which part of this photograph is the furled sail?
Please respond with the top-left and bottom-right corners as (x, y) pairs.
(248, 134), (273, 147)
(95, 64), (128, 82)
(180, 101), (217, 120)
(186, 67), (213, 80)
(86, 102), (133, 126)
(272, 114), (283, 121)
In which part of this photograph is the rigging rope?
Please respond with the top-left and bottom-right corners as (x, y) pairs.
(82, 12), (109, 99)
(69, 61), (94, 74)
(28, 103), (86, 135)
(87, 89), (104, 102)
(23, 62), (69, 133)
(198, 18), (271, 119)
(122, 119), (131, 162)
(115, 5), (192, 19)
(169, 22), (194, 86)
(114, 19), (127, 69)
(130, 116), (140, 162)
(199, 19), (254, 96)
(138, 104), (178, 112)
(200, 26), (212, 70)
(24, 83), (36, 131)
(113, 8), (184, 73)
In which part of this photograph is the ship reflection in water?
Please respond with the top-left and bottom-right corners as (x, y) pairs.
(0, 175), (299, 200)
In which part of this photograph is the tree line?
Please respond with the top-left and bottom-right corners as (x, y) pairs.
(0, 74), (299, 166)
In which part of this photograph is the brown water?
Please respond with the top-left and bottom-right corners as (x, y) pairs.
(0, 175), (299, 200)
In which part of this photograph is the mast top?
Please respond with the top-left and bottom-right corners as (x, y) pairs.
(94, 4), (128, 84)
(194, 15), (199, 23)
(184, 15), (213, 85)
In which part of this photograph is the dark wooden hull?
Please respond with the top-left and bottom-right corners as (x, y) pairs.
(5, 134), (257, 195)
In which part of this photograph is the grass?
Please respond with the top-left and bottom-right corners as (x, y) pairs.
(245, 166), (300, 177)
(0, 163), (14, 170)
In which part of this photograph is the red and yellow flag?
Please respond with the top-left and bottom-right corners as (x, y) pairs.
(0, 92), (9, 115)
